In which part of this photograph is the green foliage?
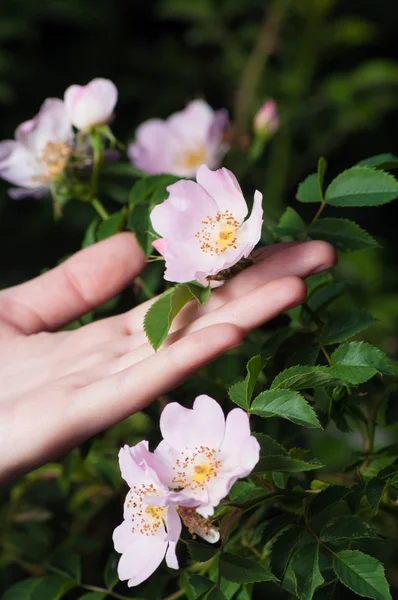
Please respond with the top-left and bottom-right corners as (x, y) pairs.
(219, 553), (276, 584)
(309, 218), (380, 252)
(251, 390), (321, 429)
(333, 550), (392, 600)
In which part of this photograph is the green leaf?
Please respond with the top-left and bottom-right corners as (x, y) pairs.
(308, 282), (347, 313)
(144, 284), (193, 350)
(2, 576), (76, 600)
(297, 173), (323, 203)
(228, 355), (267, 410)
(255, 455), (322, 473)
(356, 153), (398, 170)
(321, 309), (378, 345)
(187, 282), (211, 306)
(366, 477), (387, 513)
(276, 207), (306, 239)
(333, 550), (392, 600)
(47, 550), (81, 582)
(104, 552), (119, 590)
(128, 177), (156, 208)
(1, 579), (42, 600)
(207, 589), (227, 600)
(308, 486), (351, 517)
(82, 218), (99, 248)
(127, 202), (153, 255)
(291, 536), (324, 600)
(254, 433), (288, 456)
(318, 157), (327, 197)
(325, 166), (398, 207)
(189, 575), (213, 599)
(309, 218), (380, 252)
(185, 541), (219, 562)
(219, 553), (276, 584)
(271, 366), (343, 391)
(321, 516), (379, 541)
(228, 480), (264, 503)
(251, 390), (322, 429)
(96, 209), (126, 241)
(331, 342), (392, 384)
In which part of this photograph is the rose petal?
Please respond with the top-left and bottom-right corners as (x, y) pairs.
(117, 527), (167, 587)
(196, 165), (248, 222)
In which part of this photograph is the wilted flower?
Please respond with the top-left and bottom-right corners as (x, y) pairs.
(0, 99), (73, 199)
(64, 78), (118, 131)
(253, 99), (279, 137)
(150, 164), (263, 284)
(113, 441), (218, 587)
(128, 99), (229, 177)
(154, 395), (260, 517)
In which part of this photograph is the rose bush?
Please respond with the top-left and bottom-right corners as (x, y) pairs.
(1, 3), (398, 600)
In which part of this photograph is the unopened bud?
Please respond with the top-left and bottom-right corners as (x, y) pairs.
(253, 99), (279, 137)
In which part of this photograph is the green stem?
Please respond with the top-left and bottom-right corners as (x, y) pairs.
(304, 198), (326, 240)
(91, 198), (109, 220)
(81, 584), (134, 600)
(135, 276), (155, 299)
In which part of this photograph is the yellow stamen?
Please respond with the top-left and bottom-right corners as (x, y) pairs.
(179, 146), (207, 170)
(32, 141), (72, 185)
(195, 211), (239, 255)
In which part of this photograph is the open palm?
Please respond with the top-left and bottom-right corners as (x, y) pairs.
(0, 233), (336, 482)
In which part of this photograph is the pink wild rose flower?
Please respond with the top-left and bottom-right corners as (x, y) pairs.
(0, 98), (73, 199)
(150, 164), (263, 284)
(154, 395), (260, 517)
(128, 99), (229, 177)
(64, 78), (118, 130)
(113, 441), (218, 587)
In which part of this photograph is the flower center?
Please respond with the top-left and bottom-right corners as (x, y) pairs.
(172, 446), (222, 489)
(195, 211), (240, 255)
(33, 141), (72, 185)
(126, 483), (166, 536)
(178, 145), (207, 170)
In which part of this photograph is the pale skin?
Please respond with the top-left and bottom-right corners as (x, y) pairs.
(0, 234), (337, 483)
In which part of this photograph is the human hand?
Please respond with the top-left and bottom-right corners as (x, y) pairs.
(0, 233), (336, 482)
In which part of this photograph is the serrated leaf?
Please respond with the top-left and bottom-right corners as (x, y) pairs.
(207, 589), (227, 600)
(333, 550), (392, 600)
(366, 477), (387, 513)
(252, 390), (321, 429)
(308, 486), (351, 517)
(309, 218), (380, 252)
(47, 550), (81, 582)
(357, 153), (398, 170)
(297, 173), (323, 203)
(185, 541), (219, 562)
(228, 480), (264, 503)
(291, 536), (324, 600)
(271, 366), (343, 391)
(331, 342), (392, 384)
(321, 516), (379, 541)
(187, 282), (211, 306)
(144, 285), (193, 350)
(276, 207), (306, 239)
(255, 455), (322, 473)
(219, 553), (276, 584)
(254, 433), (288, 456)
(228, 355), (267, 410)
(325, 166), (398, 207)
(308, 282), (347, 313)
(321, 309), (378, 345)
(189, 575), (213, 599)
(96, 209), (126, 241)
